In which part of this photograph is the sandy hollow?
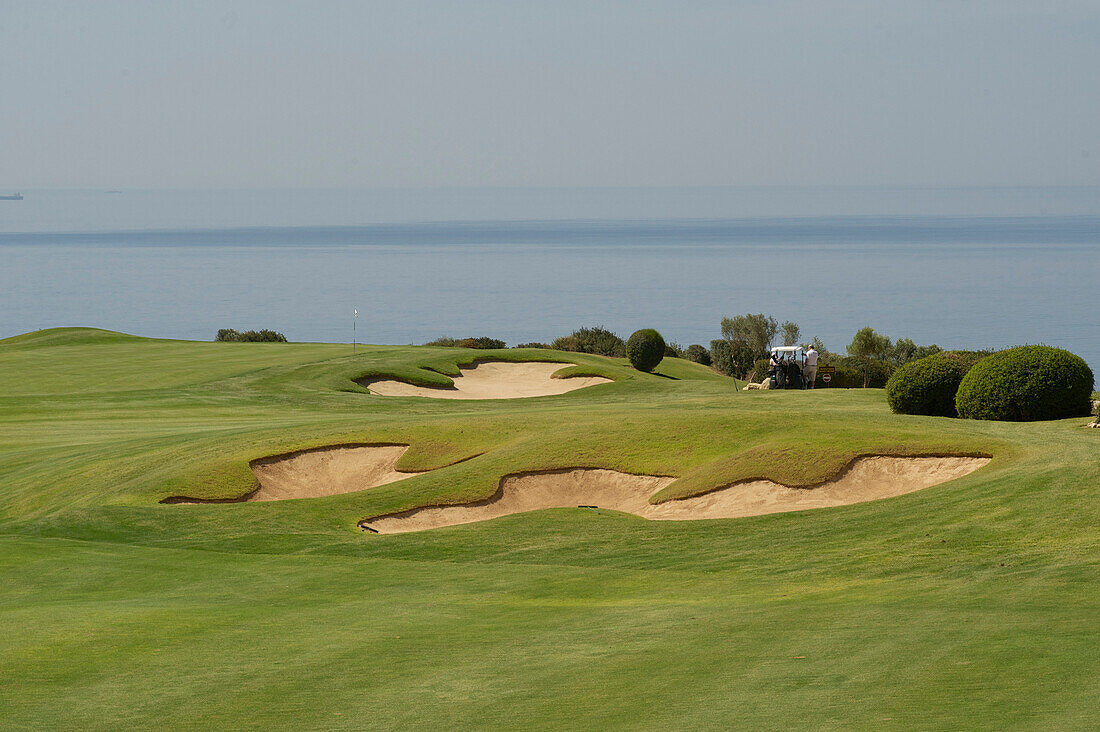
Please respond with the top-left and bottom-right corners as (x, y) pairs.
(163, 444), (418, 503)
(361, 361), (611, 399)
(361, 456), (990, 534)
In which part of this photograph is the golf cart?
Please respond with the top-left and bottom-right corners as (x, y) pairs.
(769, 346), (806, 389)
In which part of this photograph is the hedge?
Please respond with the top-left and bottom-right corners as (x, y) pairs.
(955, 345), (1094, 421)
(885, 351), (987, 417)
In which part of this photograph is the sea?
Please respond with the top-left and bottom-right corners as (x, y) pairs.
(1, 186), (1098, 370)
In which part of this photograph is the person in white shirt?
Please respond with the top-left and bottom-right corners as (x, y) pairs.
(803, 346), (819, 389)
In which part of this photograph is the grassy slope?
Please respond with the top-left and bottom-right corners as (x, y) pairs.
(1, 328), (1098, 730)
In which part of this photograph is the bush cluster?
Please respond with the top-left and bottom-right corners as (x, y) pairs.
(626, 329), (666, 372)
(683, 344), (711, 366)
(215, 329), (287, 342)
(885, 351), (985, 417)
(424, 336), (506, 349)
(955, 346), (1094, 421)
(551, 326), (625, 358)
(513, 342), (551, 350)
(814, 356), (894, 388)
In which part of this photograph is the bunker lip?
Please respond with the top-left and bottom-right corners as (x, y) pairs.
(671, 451), (996, 500)
(161, 443), (425, 504)
(357, 360), (612, 400)
(358, 454), (991, 534)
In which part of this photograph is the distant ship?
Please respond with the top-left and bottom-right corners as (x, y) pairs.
(0, 192), (23, 200)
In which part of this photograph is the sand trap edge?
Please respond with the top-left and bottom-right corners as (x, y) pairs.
(357, 453), (992, 534)
(657, 451), (995, 503)
(356, 359), (613, 400)
(160, 442), (456, 504)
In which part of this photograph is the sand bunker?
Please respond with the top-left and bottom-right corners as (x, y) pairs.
(362, 361), (611, 399)
(361, 456), (989, 533)
(165, 444), (418, 503)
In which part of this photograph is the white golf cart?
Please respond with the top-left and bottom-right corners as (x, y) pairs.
(769, 346), (806, 389)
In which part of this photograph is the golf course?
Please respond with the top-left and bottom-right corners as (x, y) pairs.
(2, 327), (1098, 729)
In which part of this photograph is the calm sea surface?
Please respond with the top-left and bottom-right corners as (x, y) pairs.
(1, 187), (1097, 369)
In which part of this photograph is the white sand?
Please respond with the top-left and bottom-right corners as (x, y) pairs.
(363, 361), (611, 399)
(248, 445), (416, 501)
(363, 456), (990, 533)
(165, 445), (417, 503)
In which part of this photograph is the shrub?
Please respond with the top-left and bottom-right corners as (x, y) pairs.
(513, 342), (552, 349)
(683, 344), (711, 366)
(457, 337), (506, 349)
(664, 341), (684, 358)
(955, 345), (1094, 421)
(215, 328), (287, 342)
(885, 351), (984, 417)
(750, 358), (771, 383)
(626, 329), (666, 372)
(822, 362), (863, 388)
(551, 326), (625, 357)
(818, 356), (894, 388)
(425, 336), (506, 349)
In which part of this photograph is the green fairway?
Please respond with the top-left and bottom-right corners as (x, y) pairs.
(1, 328), (1097, 729)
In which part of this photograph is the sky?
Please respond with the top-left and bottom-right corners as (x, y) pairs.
(2, 1), (1099, 189)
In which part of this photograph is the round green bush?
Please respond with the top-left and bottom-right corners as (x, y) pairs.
(885, 351), (980, 417)
(626, 329), (666, 372)
(683, 344), (711, 366)
(955, 346), (1094, 421)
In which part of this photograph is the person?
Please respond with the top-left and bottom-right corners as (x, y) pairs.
(787, 357), (802, 389)
(768, 351), (780, 388)
(803, 345), (819, 389)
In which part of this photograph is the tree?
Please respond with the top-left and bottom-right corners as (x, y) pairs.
(780, 321), (801, 347)
(710, 339), (756, 378)
(709, 340), (734, 376)
(891, 338), (941, 365)
(720, 314), (778, 357)
(847, 327), (893, 387)
(683, 344), (711, 366)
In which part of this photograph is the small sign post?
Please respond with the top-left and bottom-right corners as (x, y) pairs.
(818, 365), (836, 387)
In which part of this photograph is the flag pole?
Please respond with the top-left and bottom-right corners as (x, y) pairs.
(353, 308), (357, 352)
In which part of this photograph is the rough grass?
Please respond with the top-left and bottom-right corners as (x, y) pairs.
(1, 328), (1098, 730)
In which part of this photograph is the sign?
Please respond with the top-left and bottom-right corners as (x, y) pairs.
(822, 374), (832, 383)
(818, 365), (836, 374)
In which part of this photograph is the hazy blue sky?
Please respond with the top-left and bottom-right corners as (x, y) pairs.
(3, 1), (1099, 188)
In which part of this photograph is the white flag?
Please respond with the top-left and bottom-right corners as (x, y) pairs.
(354, 309), (358, 317)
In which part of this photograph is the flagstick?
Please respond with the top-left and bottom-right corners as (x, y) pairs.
(353, 309), (357, 353)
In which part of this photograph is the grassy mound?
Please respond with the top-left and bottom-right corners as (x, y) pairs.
(956, 345), (1094, 421)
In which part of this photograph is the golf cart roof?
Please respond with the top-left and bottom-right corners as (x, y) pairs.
(771, 346), (803, 353)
